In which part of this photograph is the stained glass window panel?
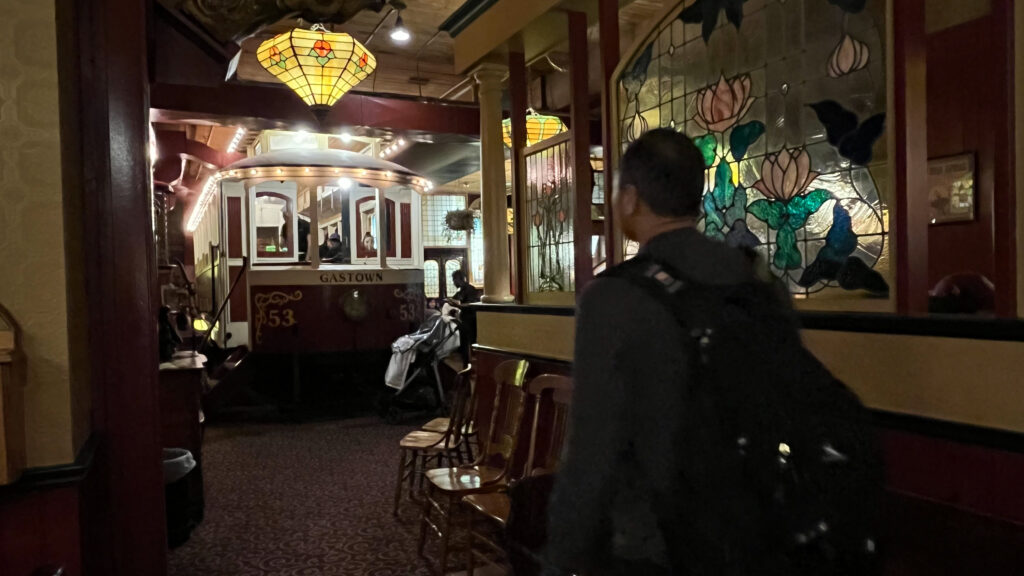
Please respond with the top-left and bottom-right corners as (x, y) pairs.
(444, 259), (462, 298)
(526, 137), (575, 293)
(423, 260), (440, 299)
(617, 0), (890, 300)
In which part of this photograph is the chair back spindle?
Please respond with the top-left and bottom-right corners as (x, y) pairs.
(524, 374), (574, 477)
(476, 359), (530, 478)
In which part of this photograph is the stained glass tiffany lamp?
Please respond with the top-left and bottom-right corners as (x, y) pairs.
(257, 24), (376, 124)
(502, 110), (567, 149)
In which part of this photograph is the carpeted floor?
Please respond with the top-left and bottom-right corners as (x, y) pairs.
(168, 417), (461, 576)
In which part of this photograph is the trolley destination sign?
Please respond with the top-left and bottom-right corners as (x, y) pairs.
(248, 267), (424, 287)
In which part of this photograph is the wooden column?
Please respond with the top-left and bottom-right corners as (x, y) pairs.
(893, 0), (929, 315)
(568, 11), (593, 291)
(993, 0), (1017, 317)
(58, 0), (168, 573)
(599, 0), (620, 268)
(474, 63), (515, 303)
(376, 187), (388, 268)
(508, 51), (529, 302)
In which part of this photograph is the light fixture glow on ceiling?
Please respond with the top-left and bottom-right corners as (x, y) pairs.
(227, 127), (246, 153)
(390, 12), (411, 43)
(340, 131), (353, 143)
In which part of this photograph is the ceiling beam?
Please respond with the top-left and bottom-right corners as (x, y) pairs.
(150, 82), (481, 135)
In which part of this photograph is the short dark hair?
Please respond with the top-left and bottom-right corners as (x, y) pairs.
(451, 269), (466, 281)
(619, 128), (705, 217)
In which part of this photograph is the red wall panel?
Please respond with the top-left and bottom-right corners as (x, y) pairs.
(926, 17), (1000, 288)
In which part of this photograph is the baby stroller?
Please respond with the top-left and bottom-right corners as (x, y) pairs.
(382, 306), (462, 423)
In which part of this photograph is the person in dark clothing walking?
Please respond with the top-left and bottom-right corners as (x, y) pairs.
(545, 129), (765, 575)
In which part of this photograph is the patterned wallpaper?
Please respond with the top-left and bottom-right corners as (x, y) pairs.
(0, 0), (74, 467)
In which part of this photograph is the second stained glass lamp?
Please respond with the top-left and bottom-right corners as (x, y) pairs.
(502, 110), (567, 149)
(257, 24), (376, 123)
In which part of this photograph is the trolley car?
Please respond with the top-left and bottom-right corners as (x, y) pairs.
(189, 138), (430, 356)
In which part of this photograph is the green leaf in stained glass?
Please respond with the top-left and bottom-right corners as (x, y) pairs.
(725, 186), (747, 225)
(729, 121), (765, 161)
(712, 162), (734, 211)
(786, 189), (832, 229)
(703, 192), (725, 230)
(748, 199), (786, 229)
(694, 134), (717, 167)
(705, 221), (725, 241)
(774, 226), (801, 270)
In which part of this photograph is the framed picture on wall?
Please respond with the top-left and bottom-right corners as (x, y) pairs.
(928, 153), (976, 224)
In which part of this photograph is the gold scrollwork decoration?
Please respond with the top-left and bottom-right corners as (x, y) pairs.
(253, 290), (303, 344)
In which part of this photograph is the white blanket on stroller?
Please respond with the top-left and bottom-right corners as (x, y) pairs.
(385, 335), (419, 391)
(385, 307), (461, 392)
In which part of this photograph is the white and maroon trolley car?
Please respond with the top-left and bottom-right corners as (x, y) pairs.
(189, 141), (430, 356)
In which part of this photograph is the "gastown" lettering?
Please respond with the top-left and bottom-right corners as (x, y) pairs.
(319, 271), (386, 284)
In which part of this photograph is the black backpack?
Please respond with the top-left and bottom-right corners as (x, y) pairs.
(603, 254), (885, 576)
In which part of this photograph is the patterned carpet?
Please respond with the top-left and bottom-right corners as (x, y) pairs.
(168, 417), (456, 576)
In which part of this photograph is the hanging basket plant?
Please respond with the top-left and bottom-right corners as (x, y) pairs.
(444, 209), (476, 232)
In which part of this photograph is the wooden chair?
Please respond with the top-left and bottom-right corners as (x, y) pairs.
(421, 369), (480, 458)
(417, 358), (530, 575)
(464, 374), (574, 575)
(393, 365), (474, 516)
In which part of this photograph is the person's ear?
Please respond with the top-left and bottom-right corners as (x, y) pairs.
(619, 184), (640, 217)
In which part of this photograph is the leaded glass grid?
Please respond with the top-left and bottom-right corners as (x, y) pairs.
(617, 0), (891, 299)
(470, 215), (485, 285)
(421, 194), (467, 247)
(424, 260), (440, 298)
(444, 259), (463, 298)
(526, 137), (575, 293)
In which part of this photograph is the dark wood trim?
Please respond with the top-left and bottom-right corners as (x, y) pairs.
(872, 410), (1024, 454)
(599, 0), (620, 269)
(568, 11), (593, 292)
(438, 0), (500, 37)
(472, 302), (1024, 341)
(0, 435), (97, 498)
(61, 0), (169, 573)
(992, 0), (1018, 317)
(508, 51), (529, 303)
(472, 345), (572, 368)
(150, 82), (481, 135)
(473, 344), (1023, 452)
(893, 0), (930, 315)
(468, 303), (575, 316)
(798, 311), (1024, 341)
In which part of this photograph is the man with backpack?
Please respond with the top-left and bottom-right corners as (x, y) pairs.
(543, 129), (882, 575)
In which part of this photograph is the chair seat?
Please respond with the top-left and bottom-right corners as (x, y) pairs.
(399, 430), (459, 451)
(463, 492), (511, 526)
(425, 465), (507, 495)
(422, 417), (478, 435)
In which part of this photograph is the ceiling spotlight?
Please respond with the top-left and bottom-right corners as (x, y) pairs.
(338, 178), (353, 190)
(340, 131), (353, 143)
(390, 12), (411, 43)
(398, 138), (406, 146)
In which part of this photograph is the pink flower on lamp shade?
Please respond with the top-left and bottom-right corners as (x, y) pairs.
(828, 34), (870, 78)
(752, 148), (820, 201)
(693, 73), (755, 133)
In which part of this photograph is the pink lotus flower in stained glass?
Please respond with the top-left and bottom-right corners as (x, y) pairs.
(693, 73), (754, 133)
(828, 34), (870, 78)
(533, 212), (542, 227)
(557, 210), (567, 223)
(752, 148), (819, 201)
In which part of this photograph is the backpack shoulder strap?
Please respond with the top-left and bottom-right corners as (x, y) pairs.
(599, 255), (694, 327)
